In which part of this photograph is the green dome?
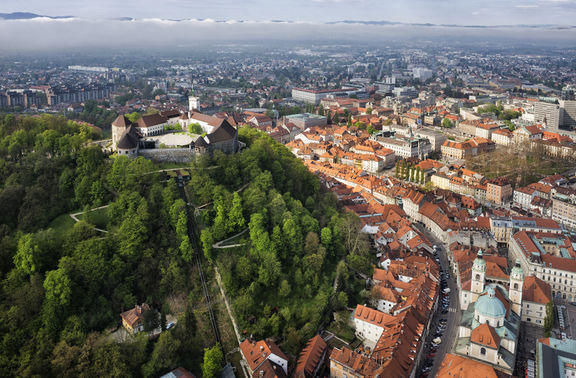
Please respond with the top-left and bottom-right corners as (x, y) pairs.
(475, 287), (506, 319)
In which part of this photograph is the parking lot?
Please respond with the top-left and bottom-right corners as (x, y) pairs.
(558, 302), (576, 339)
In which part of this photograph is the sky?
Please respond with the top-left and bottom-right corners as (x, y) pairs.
(1, 0), (576, 51)
(3, 0), (576, 25)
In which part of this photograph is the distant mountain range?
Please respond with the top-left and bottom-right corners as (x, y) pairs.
(0, 12), (73, 20)
(0, 12), (574, 29)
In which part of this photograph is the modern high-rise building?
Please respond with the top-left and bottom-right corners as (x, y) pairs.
(560, 100), (576, 130)
(534, 101), (563, 131)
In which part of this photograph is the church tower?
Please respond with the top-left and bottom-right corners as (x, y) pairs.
(189, 96), (200, 112)
(509, 258), (524, 315)
(471, 250), (486, 294)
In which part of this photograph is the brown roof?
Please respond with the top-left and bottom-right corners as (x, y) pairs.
(354, 305), (395, 328)
(120, 303), (150, 328)
(252, 360), (287, 378)
(160, 109), (182, 118)
(294, 335), (327, 378)
(207, 120), (237, 144)
(329, 347), (384, 377)
(437, 353), (501, 378)
(240, 339), (288, 373)
(112, 114), (131, 127)
(190, 112), (226, 127)
(523, 275), (552, 304)
(137, 113), (168, 128)
(471, 323), (500, 349)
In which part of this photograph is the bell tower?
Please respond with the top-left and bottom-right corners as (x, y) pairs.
(509, 258), (524, 315)
(471, 250), (486, 294)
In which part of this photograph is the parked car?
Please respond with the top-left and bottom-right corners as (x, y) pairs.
(166, 322), (175, 329)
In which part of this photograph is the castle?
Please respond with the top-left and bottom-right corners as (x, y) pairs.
(111, 96), (239, 158)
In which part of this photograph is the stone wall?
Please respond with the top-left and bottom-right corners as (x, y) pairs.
(138, 148), (194, 163)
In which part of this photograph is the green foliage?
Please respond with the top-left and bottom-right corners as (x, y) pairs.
(201, 344), (223, 378)
(441, 118), (453, 128)
(188, 123), (204, 135)
(544, 300), (554, 335)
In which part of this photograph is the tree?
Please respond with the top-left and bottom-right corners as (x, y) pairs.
(13, 233), (41, 275)
(227, 192), (245, 233)
(44, 268), (72, 307)
(201, 229), (215, 261)
(202, 344), (223, 378)
(442, 118), (453, 128)
(544, 300), (554, 336)
(279, 279), (291, 297)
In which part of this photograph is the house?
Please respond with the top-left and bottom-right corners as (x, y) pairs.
(329, 347), (384, 378)
(486, 178), (512, 205)
(294, 335), (328, 378)
(491, 128), (513, 146)
(120, 303), (150, 334)
(136, 113), (168, 136)
(240, 339), (288, 378)
(522, 275), (552, 327)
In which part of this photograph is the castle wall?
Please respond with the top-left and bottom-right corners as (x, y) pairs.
(138, 148), (195, 163)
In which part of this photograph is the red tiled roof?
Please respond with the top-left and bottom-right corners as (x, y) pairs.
(523, 276), (552, 304)
(471, 323), (500, 349)
(294, 335), (327, 378)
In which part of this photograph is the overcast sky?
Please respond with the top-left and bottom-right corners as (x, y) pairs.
(3, 0), (576, 25)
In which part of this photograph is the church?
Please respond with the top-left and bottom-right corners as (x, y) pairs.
(455, 250), (523, 375)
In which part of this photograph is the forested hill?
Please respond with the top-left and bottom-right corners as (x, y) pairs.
(0, 115), (372, 377)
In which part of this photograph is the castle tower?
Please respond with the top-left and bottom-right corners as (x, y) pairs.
(471, 250), (486, 294)
(509, 258), (524, 315)
(189, 96), (200, 112)
(111, 115), (131, 150)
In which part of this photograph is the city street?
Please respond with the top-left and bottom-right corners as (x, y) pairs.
(414, 223), (461, 377)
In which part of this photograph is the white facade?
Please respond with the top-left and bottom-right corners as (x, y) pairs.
(354, 317), (385, 349)
(268, 353), (288, 374)
(514, 188), (535, 209)
(138, 123), (164, 137)
(522, 301), (546, 326)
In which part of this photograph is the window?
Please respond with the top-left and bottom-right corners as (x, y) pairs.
(514, 283), (519, 290)
(481, 347), (487, 355)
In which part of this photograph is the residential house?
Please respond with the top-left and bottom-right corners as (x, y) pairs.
(120, 303), (150, 334)
(240, 339), (289, 377)
(522, 275), (552, 327)
(294, 335), (328, 378)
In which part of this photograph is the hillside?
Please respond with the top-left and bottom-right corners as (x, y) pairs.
(0, 115), (370, 376)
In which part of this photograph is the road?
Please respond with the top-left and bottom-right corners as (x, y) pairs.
(414, 223), (461, 377)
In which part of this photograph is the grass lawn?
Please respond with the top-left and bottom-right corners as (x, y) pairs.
(48, 213), (77, 237)
(77, 207), (109, 229)
(327, 321), (356, 344)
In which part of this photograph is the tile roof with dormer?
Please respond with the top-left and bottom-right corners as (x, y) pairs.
(471, 323), (501, 349)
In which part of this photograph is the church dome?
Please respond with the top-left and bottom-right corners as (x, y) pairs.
(475, 287), (506, 319)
